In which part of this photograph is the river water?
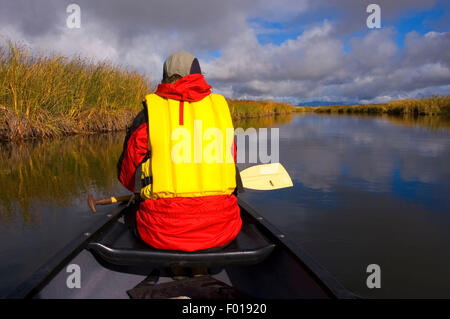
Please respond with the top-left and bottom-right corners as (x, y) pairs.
(1, 114), (449, 298)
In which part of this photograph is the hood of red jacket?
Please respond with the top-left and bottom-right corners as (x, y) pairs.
(155, 73), (212, 102)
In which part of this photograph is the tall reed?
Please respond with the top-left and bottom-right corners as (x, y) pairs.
(296, 96), (450, 116)
(0, 40), (151, 140)
(227, 99), (293, 120)
(0, 40), (300, 140)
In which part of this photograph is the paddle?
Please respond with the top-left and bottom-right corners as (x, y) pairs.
(88, 163), (293, 213)
(239, 162), (293, 191)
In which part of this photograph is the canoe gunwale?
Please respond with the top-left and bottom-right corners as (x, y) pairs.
(7, 205), (125, 299)
(8, 199), (355, 299)
(237, 199), (356, 299)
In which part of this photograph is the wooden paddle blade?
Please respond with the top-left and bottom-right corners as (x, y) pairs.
(87, 194), (97, 213)
(240, 163), (293, 190)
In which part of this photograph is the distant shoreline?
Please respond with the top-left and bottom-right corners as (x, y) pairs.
(1, 41), (448, 141)
(0, 101), (295, 141)
(294, 96), (450, 116)
(0, 41), (296, 141)
(2, 94), (449, 142)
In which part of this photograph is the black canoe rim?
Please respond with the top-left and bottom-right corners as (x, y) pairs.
(8, 199), (356, 299)
(238, 200), (356, 299)
(7, 205), (126, 299)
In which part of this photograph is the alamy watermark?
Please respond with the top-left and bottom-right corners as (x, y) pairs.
(366, 264), (381, 289)
(170, 122), (279, 164)
(366, 4), (381, 29)
(66, 4), (81, 29)
(67, 3), (381, 30)
(66, 263), (81, 289)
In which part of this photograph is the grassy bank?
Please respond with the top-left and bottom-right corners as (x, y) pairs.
(0, 41), (296, 141)
(295, 96), (450, 116)
(0, 41), (150, 141)
(228, 99), (293, 120)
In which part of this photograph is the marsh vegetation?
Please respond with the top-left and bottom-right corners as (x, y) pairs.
(1, 40), (448, 141)
(296, 96), (450, 117)
(0, 41), (295, 141)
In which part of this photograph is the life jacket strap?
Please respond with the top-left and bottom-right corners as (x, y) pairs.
(134, 151), (152, 194)
(142, 176), (153, 188)
(134, 164), (142, 194)
(235, 165), (244, 194)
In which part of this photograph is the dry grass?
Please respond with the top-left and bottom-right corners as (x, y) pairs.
(227, 99), (294, 120)
(0, 40), (297, 141)
(297, 96), (450, 116)
(0, 40), (150, 140)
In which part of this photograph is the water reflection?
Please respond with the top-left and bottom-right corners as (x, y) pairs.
(277, 115), (450, 200)
(382, 114), (450, 131)
(0, 133), (128, 297)
(0, 134), (124, 226)
(305, 112), (450, 131)
(0, 113), (449, 298)
(0, 114), (291, 227)
(238, 114), (450, 298)
(233, 113), (293, 129)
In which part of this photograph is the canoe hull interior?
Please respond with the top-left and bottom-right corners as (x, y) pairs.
(12, 200), (353, 299)
(35, 247), (334, 299)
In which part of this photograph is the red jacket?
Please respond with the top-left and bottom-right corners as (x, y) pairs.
(117, 74), (242, 251)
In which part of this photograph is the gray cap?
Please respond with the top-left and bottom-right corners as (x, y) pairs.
(163, 52), (201, 78)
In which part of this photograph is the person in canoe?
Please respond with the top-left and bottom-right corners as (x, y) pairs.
(116, 52), (243, 272)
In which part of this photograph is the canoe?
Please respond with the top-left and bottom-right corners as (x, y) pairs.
(8, 199), (355, 299)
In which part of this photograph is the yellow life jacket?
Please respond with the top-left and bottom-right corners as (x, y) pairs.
(140, 93), (236, 200)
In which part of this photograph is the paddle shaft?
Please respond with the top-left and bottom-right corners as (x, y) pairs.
(97, 195), (131, 204)
(88, 194), (136, 213)
(88, 163), (293, 212)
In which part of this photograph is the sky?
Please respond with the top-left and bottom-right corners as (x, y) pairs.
(0, 0), (449, 104)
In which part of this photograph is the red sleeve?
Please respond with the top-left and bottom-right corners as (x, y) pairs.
(117, 110), (149, 192)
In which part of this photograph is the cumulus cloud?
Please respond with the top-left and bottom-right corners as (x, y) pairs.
(0, 0), (448, 103)
(206, 23), (450, 103)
